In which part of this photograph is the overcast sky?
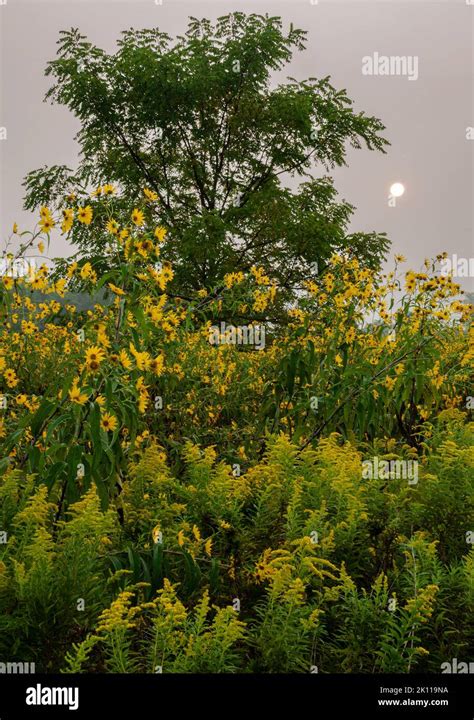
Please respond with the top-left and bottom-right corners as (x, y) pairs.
(0, 0), (472, 290)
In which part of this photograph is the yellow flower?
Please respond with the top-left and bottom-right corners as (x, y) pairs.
(77, 205), (93, 225)
(66, 261), (78, 278)
(103, 184), (116, 196)
(4, 368), (18, 388)
(54, 278), (67, 297)
(345, 327), (356, 344)
(80, 262), (94, 280)
(29, 276), (47, 291)
(69, 380), (88, 406)
(224, 271), (245, 289)
(150, 354), (165, 376)
(405, 272), (416, 293)
(96, 590), (139, 633)
(131, 208), (145, 227)
(251, 265), (270, 285)
(138, 393), (149, 414)
(107, 283), (125, 296)
(135, 239), (153, 258)
(154, 226), (167, 243)
(129, 342), (151, 371)
(61, 208), (74, 233)
(143, 188), (158, 202)
(40, 217), (55, 233)
(101, 412), (118, 432)
(38, 241), (45, 254)
(384, 376), (396, 391)
(21, 321), (37, 335)
(160, 264), (174, 283)
(85, 345), (106, 372)
(12, 223), (18, 234)
(119, 350), (132, 370)
(106, 219), (119, 235)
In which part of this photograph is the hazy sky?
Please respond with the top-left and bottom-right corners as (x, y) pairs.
(0, 0), (473, 289)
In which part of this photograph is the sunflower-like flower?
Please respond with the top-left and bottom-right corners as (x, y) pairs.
(85, 345), (106, 372)
(106, 219), (119, 235)
(68, 379), (88, 406)
(61, 208), (74, 233)
(131, 208), (145, 227)
(101, 412), (118, 432)
(77, 205), (93, 225)
(143, 187), (158, 202)
(40, 217), (55, 233)
(107, 283), (125, 296)
(154, 226), (167, 243)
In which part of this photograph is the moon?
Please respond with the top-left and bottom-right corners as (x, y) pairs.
(390, 182), (405, 198)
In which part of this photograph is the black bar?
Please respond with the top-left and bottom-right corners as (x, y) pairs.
(0, 674), (471, 719)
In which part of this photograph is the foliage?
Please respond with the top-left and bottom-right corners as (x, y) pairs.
(0, 424), (472, 672)
(1, 157), (473, 673)
(23, 13), (390, 297)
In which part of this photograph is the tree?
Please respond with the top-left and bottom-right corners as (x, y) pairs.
(23, 12), (390, 296)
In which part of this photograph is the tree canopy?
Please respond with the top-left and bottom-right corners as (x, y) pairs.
(23, 13), (390, 295)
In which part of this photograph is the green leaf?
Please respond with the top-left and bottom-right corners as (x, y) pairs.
(30, 399), (56, 436)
